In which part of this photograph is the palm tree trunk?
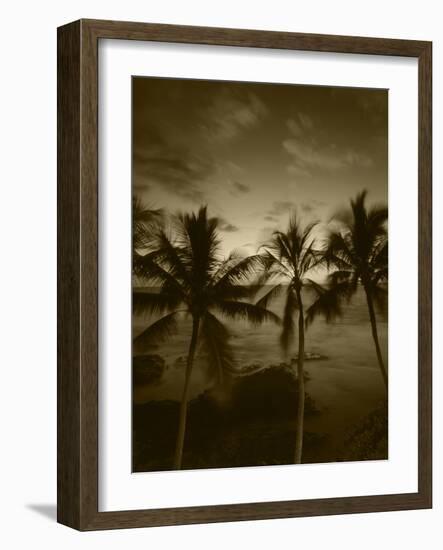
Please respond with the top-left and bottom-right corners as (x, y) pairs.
(174, 316), (200, 470)
(294, 289), (305, 464)
(364, 287), (388, 391)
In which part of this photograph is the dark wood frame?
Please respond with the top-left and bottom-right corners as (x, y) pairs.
(57, 18), (432, 531)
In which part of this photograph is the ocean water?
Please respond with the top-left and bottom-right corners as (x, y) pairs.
(133, 285), (387, 452)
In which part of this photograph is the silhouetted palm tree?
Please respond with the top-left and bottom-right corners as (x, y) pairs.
(133, 207), (280, 469)
(132, 196), (164, 268)
(309, 190), (388, 390)
(258, 215), (328, 464)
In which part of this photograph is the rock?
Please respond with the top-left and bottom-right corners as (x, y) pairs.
(133, 354), (165, 385)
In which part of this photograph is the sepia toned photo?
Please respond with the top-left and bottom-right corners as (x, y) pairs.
(132, 76), (388, 472)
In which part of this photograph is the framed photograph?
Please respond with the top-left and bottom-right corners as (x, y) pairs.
(57, 19), (432, 530)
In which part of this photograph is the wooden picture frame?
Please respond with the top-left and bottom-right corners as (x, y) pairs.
(57, 19), (432, 530)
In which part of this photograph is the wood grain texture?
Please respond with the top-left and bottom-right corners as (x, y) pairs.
(57, 20), (81, 529)
(84, 18), (428, 57)
(57, 19), (432, 531)
(417, 42), (432, 506)
(79, 18), (99, 528)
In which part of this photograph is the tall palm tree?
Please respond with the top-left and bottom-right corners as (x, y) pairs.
(133, 206), (280, 470)
(257, 215), (327, 464)
(309, 190), (388, 390)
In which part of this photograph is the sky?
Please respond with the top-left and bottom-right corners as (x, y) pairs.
(132, 76), (388, 257)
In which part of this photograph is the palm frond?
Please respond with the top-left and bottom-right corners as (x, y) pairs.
(213, 300), (281, 326)
(213, 282), (258, 302)
(367, 204), (388, 240)
(133, 251), (186, 297)
(328, 269), (355, 285)
(299, 240), (320, 276)
(352, 192), (387, 261)
(212, 254), (265, 292)
(132, 290), (183, 316)
(133, 196), (163, 222)
(133, 310), (181, 353)
(264, 215), (319, 281)
(255, 283), (285, 309)
(300, 220), (319, 250)
(211, 250), (244, 282)
(132, 196), (164, 251)
(373, 267), (388, 285)
(259, 250), (293, 280)
(324, 230), (355, 270)
(176, 206), (221, 288)
(327, 191), (388, 291)
(371, 239), (388, 270)
(305, 279), (353, 327)
(154, 230), (191, 286)
(269, 230), (297, 266)
(371, 285), (388, 319)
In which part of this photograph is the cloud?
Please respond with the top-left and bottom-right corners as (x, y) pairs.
(217, 216), (239, 233)
(287, 113), (314, 136)
(265, 199), (325, 219)
(133, 89), (267, 201)
(267, 201), (295, 217)
(133, 128), (213, 202)
(257, 226), (278, 244)
(201, 88), (268, 142)
(342, 150), (374, 167)
(231, 181), (250, 194)
(300, 199), (326, 214)
(225, 160), (244, 173)
(283, 113), (374, 178)
(133, 181), (151, 192)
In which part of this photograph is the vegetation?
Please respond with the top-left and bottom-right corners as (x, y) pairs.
(258, 217), (335, 463)
(133, 206), (280, 469)
(133, 365), (320, 471)
(310, 191), (388, 389)
(339, 404), (388, 462)
(132, 190), (388, 468)
(132, 197), (164, 256)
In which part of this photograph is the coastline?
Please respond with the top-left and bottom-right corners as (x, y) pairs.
(133, 354), (387, 472)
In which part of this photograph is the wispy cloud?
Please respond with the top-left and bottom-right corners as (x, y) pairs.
(283, 113), (374, 178)
(217, 216), (239, 233)
(267, 200), (295, 217)
(231, 181), (251, 194)
(133, 89), (267, 202)
(133, 128), (213, 202)
(300, 199), (326, 214)
(265, 199), (325, 220)
(201, 88), (268, 142)
(287, 113), (314, 136)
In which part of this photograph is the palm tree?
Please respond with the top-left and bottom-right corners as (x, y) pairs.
(133, 206), (280, 470)
(257, 215), (326, 464)
(132, 196), (163, 271)
(310, 190), (388, 390)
